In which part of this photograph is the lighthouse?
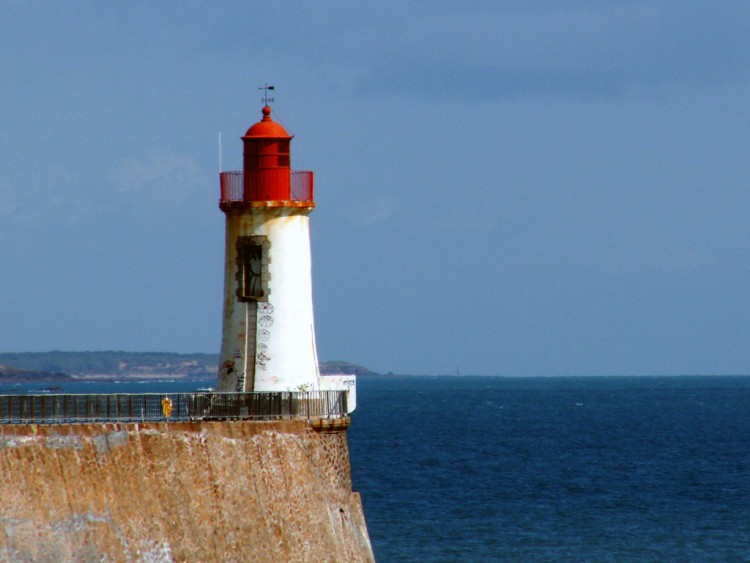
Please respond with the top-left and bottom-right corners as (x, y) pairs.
(217, 100), (355, 408)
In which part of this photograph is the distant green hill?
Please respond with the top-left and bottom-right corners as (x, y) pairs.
(0, 352), (379, 380)
(0, 364), (70, 383)
(318, 361), (379, 376)
(0, 351), (217, 379)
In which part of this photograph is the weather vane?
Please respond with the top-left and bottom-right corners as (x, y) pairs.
(259, 83), (275, 106)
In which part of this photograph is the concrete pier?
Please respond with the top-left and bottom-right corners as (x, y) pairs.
(0, 420), (373, 561)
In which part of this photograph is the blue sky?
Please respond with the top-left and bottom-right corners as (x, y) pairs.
(1, 1), (750, 375)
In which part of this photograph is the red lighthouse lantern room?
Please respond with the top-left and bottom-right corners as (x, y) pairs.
(242, 105), (292, 201)
(219, 105), (313, 208)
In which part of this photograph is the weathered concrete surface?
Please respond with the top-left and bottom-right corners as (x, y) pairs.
(0, 420), (373, 562)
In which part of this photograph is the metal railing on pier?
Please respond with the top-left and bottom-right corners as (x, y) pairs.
(0, 390), (347, 425)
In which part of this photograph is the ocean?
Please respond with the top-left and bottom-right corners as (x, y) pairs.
(2, 375), (749, 561)
(349, 375), (750, 561)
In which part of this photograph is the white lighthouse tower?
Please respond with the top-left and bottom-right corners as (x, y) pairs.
(217, 100), (355, 408)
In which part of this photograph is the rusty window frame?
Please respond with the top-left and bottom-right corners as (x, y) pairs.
(236, 236), (270, 301)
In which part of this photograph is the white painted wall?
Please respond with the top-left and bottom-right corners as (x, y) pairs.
(217, 210), (249, 392)
(217, 204), (357, 412)
(218, 206), (321, 393)
(319, 374), (357, 412)
(252, 208), (320, 392)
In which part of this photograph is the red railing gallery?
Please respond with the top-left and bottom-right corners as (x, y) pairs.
(220, 171), (314, 204)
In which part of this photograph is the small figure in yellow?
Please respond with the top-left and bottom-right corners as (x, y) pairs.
(161, 397), (173, 418)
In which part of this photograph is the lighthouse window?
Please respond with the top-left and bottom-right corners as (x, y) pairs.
(236, 236), (268, 301)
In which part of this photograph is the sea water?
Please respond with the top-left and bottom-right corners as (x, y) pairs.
(3, 375), (749, 561)
(349, 375), (750, 561)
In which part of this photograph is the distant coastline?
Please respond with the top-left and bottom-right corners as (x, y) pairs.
(0, 351), (380, 383)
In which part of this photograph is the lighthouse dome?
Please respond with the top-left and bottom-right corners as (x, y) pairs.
(244, 106), (292, 138)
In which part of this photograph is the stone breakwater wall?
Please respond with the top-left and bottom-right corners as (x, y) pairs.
(0, 420), (373, 562)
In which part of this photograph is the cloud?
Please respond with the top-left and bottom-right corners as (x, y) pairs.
(8, 2), (749, 104)
(346, 192), (399, 226)
(345, 2), (750, 100)
(110, 151), (205, 203)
